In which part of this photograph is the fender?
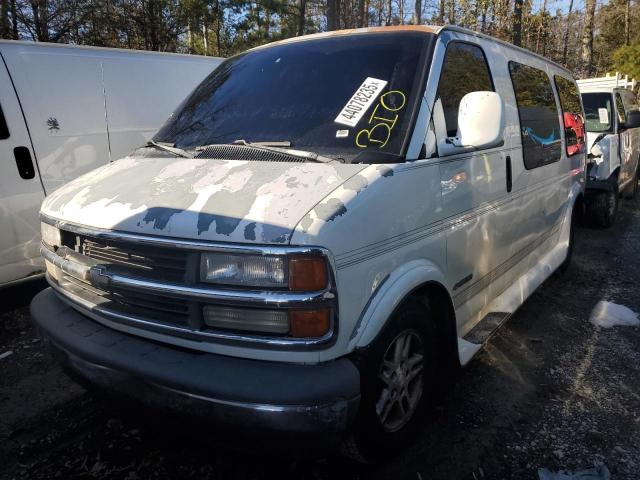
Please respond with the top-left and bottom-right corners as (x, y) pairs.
(567, 178), (584, 209)
(348, 259), (450, 350)
(558, 180), (584, 249)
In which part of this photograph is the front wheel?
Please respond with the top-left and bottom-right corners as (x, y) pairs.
(343, 299), (438, 462)
(588, 181), (619, 228)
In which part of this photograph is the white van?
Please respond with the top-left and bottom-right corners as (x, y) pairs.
(577, 73), (640, 226)
(31, 26), (585, 459)
(0, 40), (221, 287)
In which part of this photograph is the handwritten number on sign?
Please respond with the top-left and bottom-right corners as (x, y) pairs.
(356, 90), (407, 149)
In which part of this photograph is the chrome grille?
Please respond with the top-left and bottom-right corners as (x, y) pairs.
(62, 232), (189, 283)
(58, 231), (192, 327)
(59, 272), (191, 328)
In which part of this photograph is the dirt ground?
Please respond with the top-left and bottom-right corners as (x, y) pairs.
(1, 195), (639, 480)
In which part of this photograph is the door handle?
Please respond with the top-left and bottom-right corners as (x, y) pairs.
(506, 155), (512, 193)
(14, 146), (35, 179)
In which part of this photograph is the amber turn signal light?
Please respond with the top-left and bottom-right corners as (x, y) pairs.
(288, 256), (328, 291)
(289, 309), (330, 338)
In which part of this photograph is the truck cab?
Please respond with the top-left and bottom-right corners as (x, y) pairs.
(577, 74), (640, 226)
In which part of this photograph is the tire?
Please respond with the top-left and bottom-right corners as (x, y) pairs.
(588, 180), (618, 228)
(559, 204), (577, 274)
(342, 298), (438, 463)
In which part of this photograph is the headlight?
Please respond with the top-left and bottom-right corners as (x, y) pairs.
(200, 253), (286, 288)
(200, 253), (328, 291)
(41, 223), (61, 248)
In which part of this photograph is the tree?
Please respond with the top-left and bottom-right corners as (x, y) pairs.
(513, 0), (523, 46)
(561, 0), (574, 64)
(412, 0), (420, 24)
(611, 43), (640, 80)
(14, 0), (93, 42)
(298, 0), (306, 35)
(581, 0), (597, 76)
(358, 0), (368, 26)
(1, 0), (10, 38)
(624, 0), (630, 45)
(535, 0), (547, 54)
(327, 0), (339, 29)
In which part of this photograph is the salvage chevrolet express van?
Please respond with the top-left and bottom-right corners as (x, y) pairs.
(31, 26), (585, 459)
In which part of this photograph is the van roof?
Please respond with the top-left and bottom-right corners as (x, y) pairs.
(441, 25), (573, 77)
(0, 39), (221, 61)
(248, 24), (574, 78)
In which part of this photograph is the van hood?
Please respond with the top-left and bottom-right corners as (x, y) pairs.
(42, 155), (366, 244)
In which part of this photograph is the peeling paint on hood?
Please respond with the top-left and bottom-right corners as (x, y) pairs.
(42, 155), (366, 244)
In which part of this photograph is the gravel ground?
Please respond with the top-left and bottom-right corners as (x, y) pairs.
(1, 194), (639, 480)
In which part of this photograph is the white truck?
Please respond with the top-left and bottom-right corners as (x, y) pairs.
(577, 73), (640, 226)
(31, 26), (585, 460)
(0, 40), (221, 287)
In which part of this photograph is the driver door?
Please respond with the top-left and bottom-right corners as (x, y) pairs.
(432, 37), (514, 329)
(615, 90), (640, 187)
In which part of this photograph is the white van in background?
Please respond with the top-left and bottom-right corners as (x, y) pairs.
(577, 73), (640, 226)
(0, 40), (221, 287)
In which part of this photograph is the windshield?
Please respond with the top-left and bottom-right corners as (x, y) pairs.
(581, 92), (614, 133)
(154, 32), (434, 163)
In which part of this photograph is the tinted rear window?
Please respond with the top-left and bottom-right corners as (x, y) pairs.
(554, 75), (585, 156)
(618, 89), (639, 111)
(509, 62), (561, 169)
(154, 33), (434, 163)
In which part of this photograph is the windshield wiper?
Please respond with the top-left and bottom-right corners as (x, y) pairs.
(233, 140), (292, 148)
(214, 139), (342, 164)
(146, 140), (192, 158)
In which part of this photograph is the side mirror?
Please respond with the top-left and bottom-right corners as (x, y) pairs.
(624, 110), (640, 129)
(454, 91), (504, 150)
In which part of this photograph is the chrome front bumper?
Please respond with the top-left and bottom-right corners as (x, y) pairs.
(31, 288), (360, 433)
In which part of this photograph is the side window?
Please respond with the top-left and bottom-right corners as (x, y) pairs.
(0, 104), (9, 140)
(436, 42), (494, 137)
(554, 75), (585, 156)
(620, 90), (639, 112)
(615, 93), (626, 123)
(509, 62), (562, 169)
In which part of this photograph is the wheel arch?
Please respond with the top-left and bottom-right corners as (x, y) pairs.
(350, 260), (460, 373)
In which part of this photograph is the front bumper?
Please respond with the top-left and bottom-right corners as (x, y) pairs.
(31, 288), (360, 433)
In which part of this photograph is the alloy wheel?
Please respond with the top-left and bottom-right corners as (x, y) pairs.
(375, 330), (425, 432)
